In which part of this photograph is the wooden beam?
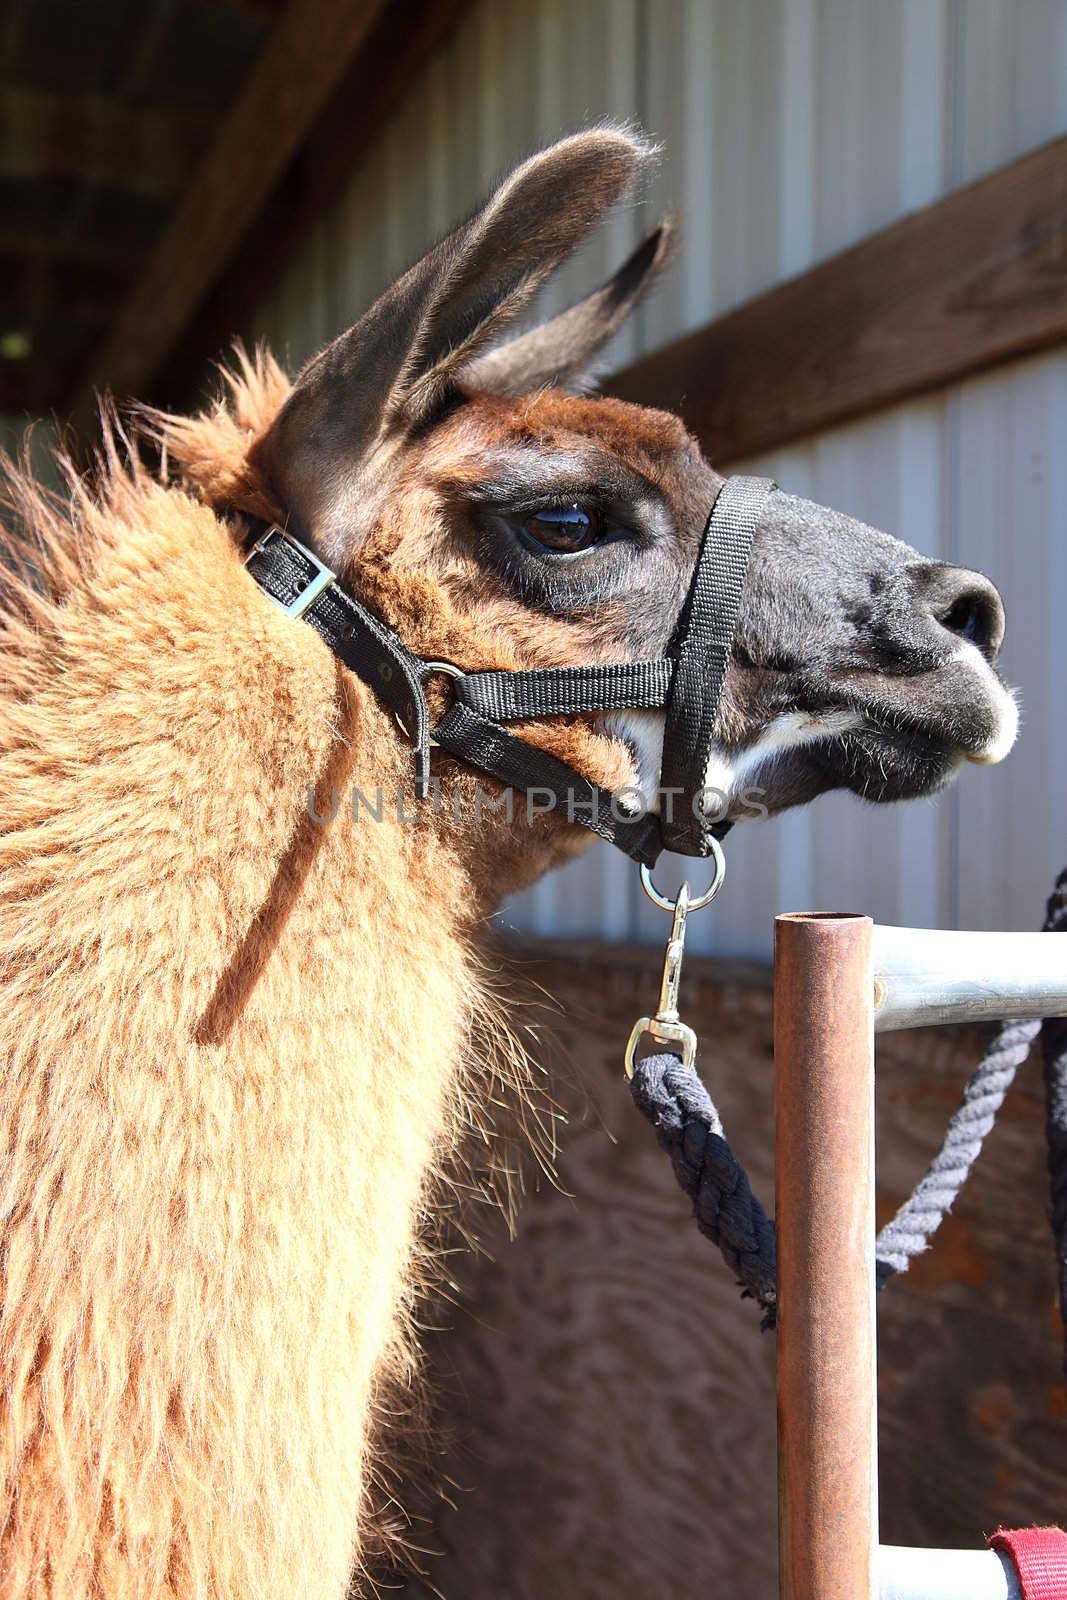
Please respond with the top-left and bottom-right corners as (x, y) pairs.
(609, 133), (1067, 464)
(0, 229), (146, 279)
(211, 0), (288, 14)
(0, 85), (211, 200)
(75, 0), (391, 415)
(147, 0), (473, 414)
(0, 254), (128, 322)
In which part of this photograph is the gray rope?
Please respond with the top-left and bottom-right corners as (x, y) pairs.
(873, 1016), (1041, 1287)
(629, 866), (1067, 1348)
(876, 867), (1067, 1290)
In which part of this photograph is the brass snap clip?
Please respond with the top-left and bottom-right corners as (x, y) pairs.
(624, 840), (726, 1079)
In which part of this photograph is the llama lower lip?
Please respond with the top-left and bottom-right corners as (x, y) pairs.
(855, 704), (996, 768)
(855, 712), (953, 759)
(807, 714), (962, 804)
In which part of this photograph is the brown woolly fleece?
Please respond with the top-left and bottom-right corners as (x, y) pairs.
(0, 354), (601, 1598)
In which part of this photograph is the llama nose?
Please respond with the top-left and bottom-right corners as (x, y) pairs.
(913, 563), (1005, 664)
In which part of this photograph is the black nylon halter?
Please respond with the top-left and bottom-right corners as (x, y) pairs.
(242, 474), (776, 868)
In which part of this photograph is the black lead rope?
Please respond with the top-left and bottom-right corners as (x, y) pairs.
(630, 1049), (778, 1328)
(629, 865), (1067, 1366)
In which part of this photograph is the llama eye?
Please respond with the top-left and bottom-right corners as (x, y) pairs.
(521, 504), (603, 554)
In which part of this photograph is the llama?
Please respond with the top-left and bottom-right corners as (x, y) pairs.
(0, 129), (1017, 1598)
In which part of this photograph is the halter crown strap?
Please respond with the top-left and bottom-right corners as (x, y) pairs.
(241, 475), (776, 866)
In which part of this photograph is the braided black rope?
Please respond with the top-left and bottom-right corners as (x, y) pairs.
(1045, 1011), (1067, 1375)
(629, 867), (1067, 1353)
(1042, 872), (1067, 1374)
(630, 1052), (777, 1327)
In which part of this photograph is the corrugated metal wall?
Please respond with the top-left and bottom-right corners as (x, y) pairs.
(249, 0), (1067, 959)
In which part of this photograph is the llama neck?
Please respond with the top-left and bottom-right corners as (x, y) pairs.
(0, 484), (482, 1596)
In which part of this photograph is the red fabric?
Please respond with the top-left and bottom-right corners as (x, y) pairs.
(989, 1527), (1067, 1599)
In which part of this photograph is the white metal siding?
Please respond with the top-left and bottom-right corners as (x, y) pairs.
(244, 0), (1067, 955)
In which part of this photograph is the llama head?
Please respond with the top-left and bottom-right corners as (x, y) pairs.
(251, 128), (1016, 854)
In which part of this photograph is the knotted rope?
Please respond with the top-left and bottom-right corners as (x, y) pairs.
(629, 867), (1067, 1361)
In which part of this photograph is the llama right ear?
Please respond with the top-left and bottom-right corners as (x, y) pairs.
(458, 219), (676, 397)
(256, 128), (655, 554)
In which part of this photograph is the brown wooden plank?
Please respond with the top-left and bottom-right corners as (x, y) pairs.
(147, 0), (474, 414)
(74, 0), (392, 415)
(609, 133), (1067, 464)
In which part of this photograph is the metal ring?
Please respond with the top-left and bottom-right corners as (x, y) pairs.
(421, 659), (465, 682)
(394, 661), (464, 747)
(639, 836), (727, 913)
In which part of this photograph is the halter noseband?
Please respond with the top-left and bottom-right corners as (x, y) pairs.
(243, 474), (776, 869)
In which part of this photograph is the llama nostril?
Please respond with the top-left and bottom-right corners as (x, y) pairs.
(914, 565), (1005, 663)
(937, 583), (1004, 662)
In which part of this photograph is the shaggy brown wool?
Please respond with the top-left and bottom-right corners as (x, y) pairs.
(0, 356), (589, 1597)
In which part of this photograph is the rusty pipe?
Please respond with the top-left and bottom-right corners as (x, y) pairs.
(775, 912), (877, 1600)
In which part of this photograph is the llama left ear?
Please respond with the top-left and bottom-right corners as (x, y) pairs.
(458, 219), (675, 397)
(254, 128), (655, 558)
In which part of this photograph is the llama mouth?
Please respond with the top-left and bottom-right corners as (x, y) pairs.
(815, 686), (1017, 804)
(853, 688), (1019, 773)
(840, 646), (1019, 773)
(608, 663), (1018, 818)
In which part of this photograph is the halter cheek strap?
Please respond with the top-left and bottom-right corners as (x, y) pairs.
(242, 474), (776, 868)
(659, 474), (776, 855)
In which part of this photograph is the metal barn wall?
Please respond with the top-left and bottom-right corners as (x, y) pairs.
(248, 0), (1067, 959)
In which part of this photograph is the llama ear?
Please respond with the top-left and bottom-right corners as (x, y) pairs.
(458, 219), (675, 397)
(256, 128), (655, 551)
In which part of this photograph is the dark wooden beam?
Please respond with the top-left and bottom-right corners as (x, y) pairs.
(148, 0), (474, 414)
(0, 85), (211, 200)
(0, 227), (148, 279)
(609, 133), (1067, 464)
(0, 253), (129, 321)
(210, 0), (287, 14)
(74, 0), (393, 418)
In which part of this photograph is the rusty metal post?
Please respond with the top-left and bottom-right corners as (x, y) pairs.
(775, 913), (877, 1600)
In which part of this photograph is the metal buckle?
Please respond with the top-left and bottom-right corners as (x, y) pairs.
(244, 525), (335, 619)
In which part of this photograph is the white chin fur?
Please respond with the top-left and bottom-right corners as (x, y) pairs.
(602, 707), (862, 815)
